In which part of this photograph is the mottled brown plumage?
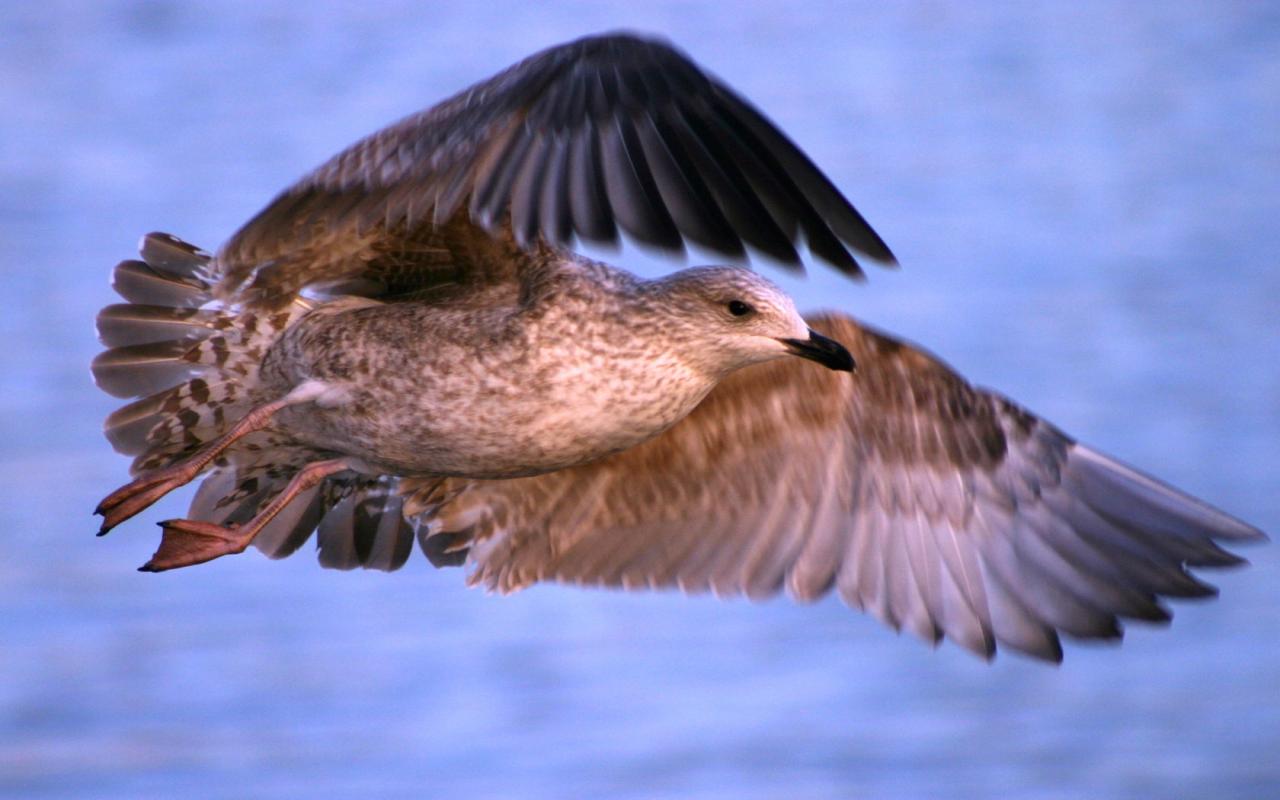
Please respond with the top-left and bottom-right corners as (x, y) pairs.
(92, 33), (1264, 663)
(396, 315), (1261, 661)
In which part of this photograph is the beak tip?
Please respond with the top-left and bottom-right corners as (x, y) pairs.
(782, 330), (855, 372)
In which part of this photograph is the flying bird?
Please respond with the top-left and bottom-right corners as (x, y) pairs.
(92, 33), (1265, 662)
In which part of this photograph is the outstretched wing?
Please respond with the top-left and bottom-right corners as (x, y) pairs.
(215, 32), (895, 306)
(400, 314), (1265, 662)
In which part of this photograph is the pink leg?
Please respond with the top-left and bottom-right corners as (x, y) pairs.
(140, 457), (353, 572)
(96, 396), (294, 535)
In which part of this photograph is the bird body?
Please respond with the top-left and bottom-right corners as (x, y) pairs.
(91, 32), (1265, 663)
(259, 251), (815, 478)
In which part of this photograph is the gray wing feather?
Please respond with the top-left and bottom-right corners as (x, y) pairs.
(315, 479), (416, 571)
(402, 313), (1265, 662)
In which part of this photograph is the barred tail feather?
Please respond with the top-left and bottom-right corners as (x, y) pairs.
(96, 233), (427, 573)
(92, 339), (202, 399)
(93, 232), (310, 475)
(110, 259), (207, 308)
(97, 304), (223, 348)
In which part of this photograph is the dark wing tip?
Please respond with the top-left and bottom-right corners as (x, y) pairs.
(459, 30), (899, 278)
(214, 31), (898, 302)
(565, 30), (677, 53)
(856, 227), (899, 268)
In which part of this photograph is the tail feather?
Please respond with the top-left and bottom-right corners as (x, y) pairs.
(95, 232), (309, 476)
(132, 378), (257, 472)
(91, 340), (200, 399)
(102, 387), (180, 455)
(187, 467), (240, 522)
(98, 232), (430, 573)
(97, 303), (221, 347)
(137, 231), (214, 279)
(110, 256), (208, 307)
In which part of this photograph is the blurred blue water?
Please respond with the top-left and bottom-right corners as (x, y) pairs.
(1, 2), (1278, 798)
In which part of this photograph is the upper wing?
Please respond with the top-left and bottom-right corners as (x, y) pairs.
(215, 33), (895, 306)
(401, 314), (1265, 662)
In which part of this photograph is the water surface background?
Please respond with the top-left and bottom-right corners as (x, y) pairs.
(2, 2), (1278, 798)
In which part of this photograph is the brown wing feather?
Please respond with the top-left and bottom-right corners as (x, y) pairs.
(403, 313), (1265, 662)
(219, 208), (543, 308)
(213, 33), (895, 307)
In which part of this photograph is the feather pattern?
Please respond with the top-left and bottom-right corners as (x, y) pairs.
(90, 38), (1261, 666)
(95, 233), (424, 570)
(211, 33), (895, 308)
(395, 314), (1265, 662)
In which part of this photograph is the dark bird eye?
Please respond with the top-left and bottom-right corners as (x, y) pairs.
(727, 300), (754, 317)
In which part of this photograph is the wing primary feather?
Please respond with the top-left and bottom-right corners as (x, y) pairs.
(699, 102), (862, 276)
(527, 66), (573, 131)
(986, 520), (1122, 640)
(567, 121), (618, 243)
(585, 64), (615, 121)
(562, 65), (589, 126)
(709, 84), (897, 264)
(924, 514), (997, 656)
(633, 112), (742, 256)
(509, 132), (553, 247)
(925, 523), (997, 658)
(900, 509), (946, 644)
(1066, 446), (1263, 559)
(650, 114), (747, 258)
(981, 556), (1065, 662)
(1018, 509), (1171, 623)
(883, 509), (930, 637)
(1041, 491), (1218, 599)
(694, 108), (804, 238)
(538, 135), (574, 245)
(599, 111), (683, 251)
(670, 110), (801, 266)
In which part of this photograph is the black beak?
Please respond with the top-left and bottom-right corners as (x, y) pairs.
(781, 329), (855, 372)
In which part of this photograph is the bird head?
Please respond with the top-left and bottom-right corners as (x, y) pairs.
(647, 266), (854, 378)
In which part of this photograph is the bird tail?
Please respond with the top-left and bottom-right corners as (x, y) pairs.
(92, 232), (310, 476)
(93, 233), (422, 570)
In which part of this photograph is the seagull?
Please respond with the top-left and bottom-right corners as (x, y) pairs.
(92, 32), (1265, 662)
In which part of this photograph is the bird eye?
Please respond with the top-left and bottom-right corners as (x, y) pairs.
(727, 300), (754, 317)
